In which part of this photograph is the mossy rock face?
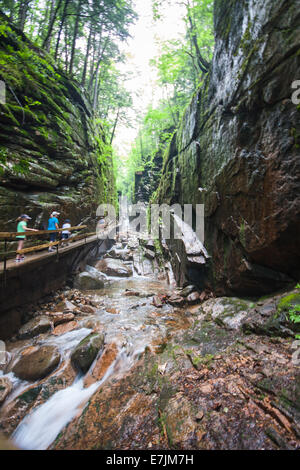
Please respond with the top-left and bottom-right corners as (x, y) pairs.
(241, 289), (300, 337)
(156, 0), (300, 296)
(71, 333), (105, 373)
(277, 293), (300, 313)
(0, 17), (116, 233)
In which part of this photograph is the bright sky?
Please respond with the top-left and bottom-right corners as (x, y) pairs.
(113, 0), (186, 158)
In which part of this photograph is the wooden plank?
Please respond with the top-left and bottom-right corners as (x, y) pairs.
(0, 251), (17, 260)
(0, 225), (87, 240)
(17, 241), (61, 254)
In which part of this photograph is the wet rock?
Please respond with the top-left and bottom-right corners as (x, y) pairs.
(167, 294), (185, 307)
(187, 291), (201, 304)
(84, 343), (118, 387)
(18, 315), (53, 339)
(152, 296), (163, 308)
(106, 307), (120, 315)
(164, 394), (198, 446)
(108, 248), (133, 261)
(199, 297), (253, 330)
(95, 259), (133, 277)
(80, 318), (102, 331)
(74, 272), (105, 290)
(12, 346), (61, 381)
(259, 303), (277, 317)
(71, 333), (105, 373)
(143, 248), (155, 260)
(0, 377), (12, 404)
(52, 321), (78, 336)
(241, 311), (295, 338)
(181, 285), (197, 297)
(47, 312), (75, 326)
(80, 305), (95, 314)
(53, 299), (78, 313)
(0, 432), (18, 450)
(124, 290), (140, 297)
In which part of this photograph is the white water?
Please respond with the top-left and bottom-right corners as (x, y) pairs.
(12, 341), (148, 450)
(7, 257), (175, 450)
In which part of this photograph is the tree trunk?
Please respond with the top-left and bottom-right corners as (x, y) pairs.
(92, 37), (109, 110)
(187, 12), (209, 73)
(43, 0), (64, 52)
(17, 0), (31, 31)
(81, 22), (93, 86)
(69, 0), (82, 75)
(54, 0), (70, 60)
(110, 109), (120, 144)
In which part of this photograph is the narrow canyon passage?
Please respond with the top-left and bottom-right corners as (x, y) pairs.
(0, 233), (299, 450)
(0, 0), (299, 454)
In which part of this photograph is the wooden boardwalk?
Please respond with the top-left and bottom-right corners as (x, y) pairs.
(0, 233), (103, 273)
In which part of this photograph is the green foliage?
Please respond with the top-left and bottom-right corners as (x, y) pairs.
(0, 146), (29, 175)
(287, 285), (300, 327)
(116, 0), (214, 198)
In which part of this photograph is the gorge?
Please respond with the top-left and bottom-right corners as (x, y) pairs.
(0, 0), (299, 453)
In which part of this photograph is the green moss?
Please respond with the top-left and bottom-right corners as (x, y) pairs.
(277, 293), (300, 313)
(18, 385), (41, 404)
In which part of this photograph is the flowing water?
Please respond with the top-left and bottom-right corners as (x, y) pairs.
(2, 242), (190, 450)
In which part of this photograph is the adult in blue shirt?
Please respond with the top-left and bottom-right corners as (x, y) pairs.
(48, 211), (59, 252)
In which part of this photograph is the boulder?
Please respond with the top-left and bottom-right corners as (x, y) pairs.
(47, 312), (75, 326)
(181, 285), (197, 297)
(79, 305), (95, 314)
(0, 377), (12, 404)
(18, 315), (53, 339)
(186, 291), (201, 304)
(12, 346), (61, 381)
(167, 294), (185, 307)
(71, 333), (105, 373)
(95, 259), (132, 277)
(53, 299), (78, 313)
(74, 272), (105, 290)
(199, 297), (253, 330)
(52, 321), (78, 336)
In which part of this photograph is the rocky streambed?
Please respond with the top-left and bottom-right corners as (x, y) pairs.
(0, 237), (299, 450)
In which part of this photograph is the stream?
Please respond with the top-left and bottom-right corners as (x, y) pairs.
(0, 238), (191, 450)
(0, 237), (299, 451)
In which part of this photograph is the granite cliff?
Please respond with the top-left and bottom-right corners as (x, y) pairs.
(0, 16), (115, 233)
(156, 0), (300, 296)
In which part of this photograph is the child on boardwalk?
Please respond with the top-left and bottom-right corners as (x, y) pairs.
(16, 214), (38, 262)
(48, 211), (59, 252)
(61, 219), (71, 247)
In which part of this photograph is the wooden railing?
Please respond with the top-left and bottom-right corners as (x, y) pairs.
(0, 225), (89, 285)
(0, 221), (116, 285)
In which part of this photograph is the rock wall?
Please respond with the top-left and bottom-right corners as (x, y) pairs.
(157, 0), (300, 296)
(0, 16), (115, 233)
(134, 128), (174, 203)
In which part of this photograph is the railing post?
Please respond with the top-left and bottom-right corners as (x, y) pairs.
(3, 238), (7, 287)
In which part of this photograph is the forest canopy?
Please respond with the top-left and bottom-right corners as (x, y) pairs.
(0, 0), (214, 198)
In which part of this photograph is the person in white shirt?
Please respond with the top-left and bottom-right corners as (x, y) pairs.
(61, 219), (71, 246)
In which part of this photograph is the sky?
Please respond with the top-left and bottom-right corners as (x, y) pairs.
(113, 0), (186, 158)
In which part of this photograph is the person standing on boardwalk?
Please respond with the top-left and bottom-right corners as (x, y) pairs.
(15, 214), (38, 262)
(61, 219), (71, 247)
(48, 211), (59, 252)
